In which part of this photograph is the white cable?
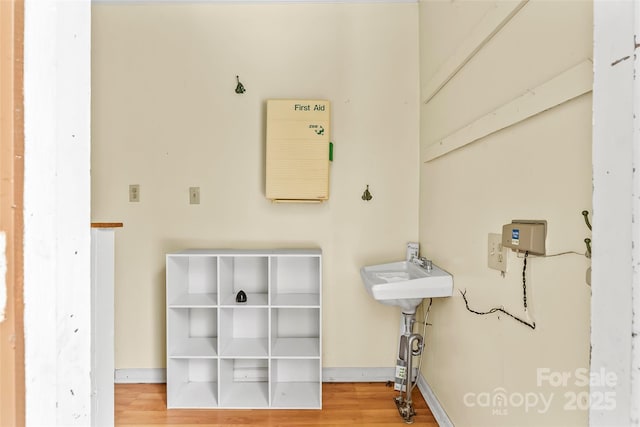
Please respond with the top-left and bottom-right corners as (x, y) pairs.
(544, 251), (585, 257)
(410, 298), (432, 393)
(516, 250), (585, 258)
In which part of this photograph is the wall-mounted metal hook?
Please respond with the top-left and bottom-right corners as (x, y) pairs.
(582, 210), (592, 258)
(584, 238), (592, 258)
(235, 75), (246, 94)
(582, 210), (592, 231)
(361, 185), (373, 201)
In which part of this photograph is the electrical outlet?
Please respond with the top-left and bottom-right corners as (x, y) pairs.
(189, 187), (200, 205)
(129, 184), (140, 202)
(488, 233), (508, 272)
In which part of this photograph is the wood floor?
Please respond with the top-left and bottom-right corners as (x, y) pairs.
(116, 382), (439, 426)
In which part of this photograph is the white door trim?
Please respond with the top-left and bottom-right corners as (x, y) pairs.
(591, 1), (638, 425)
(23, 1), (92, 424)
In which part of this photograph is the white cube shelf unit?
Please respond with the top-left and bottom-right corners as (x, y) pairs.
(166, 249), (322, 409)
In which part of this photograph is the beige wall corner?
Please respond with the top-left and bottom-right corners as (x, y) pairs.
(418, 1), (592, 426)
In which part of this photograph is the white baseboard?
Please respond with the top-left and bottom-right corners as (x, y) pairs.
(114, 367), (396, 384)
(115, 368), (166, 383)
(322, 367), (395, 382)
(115, 367), (454, 426)
(416, 372), (453, 427)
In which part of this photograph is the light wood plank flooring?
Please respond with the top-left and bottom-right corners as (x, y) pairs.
(116, 383), (438, 426)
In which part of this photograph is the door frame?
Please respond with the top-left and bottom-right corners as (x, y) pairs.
(22, 1), (92, 424)
(0, 1), (25, 426)
(590, 1), (640, 425)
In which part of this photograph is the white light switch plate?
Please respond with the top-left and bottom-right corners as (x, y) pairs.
(189, 187), (200, 205)
(488, 233), (508, 272)
(129, 184), (140, 202)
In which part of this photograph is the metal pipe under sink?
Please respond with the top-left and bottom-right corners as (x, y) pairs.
(394, 312), (424, 424)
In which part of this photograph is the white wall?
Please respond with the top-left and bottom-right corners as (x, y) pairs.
(23, 0), (92, 424)
(591, 1), (638, 425)
(418, 1), (592, 426)
(91, 3), (420, 369)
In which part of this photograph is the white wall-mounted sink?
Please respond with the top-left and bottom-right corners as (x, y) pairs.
(360, 261), (453, 313)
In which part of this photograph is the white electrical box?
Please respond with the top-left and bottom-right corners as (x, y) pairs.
(502, 220), (547, 255)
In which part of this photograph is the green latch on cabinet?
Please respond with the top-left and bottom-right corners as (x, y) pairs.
(329, 142), (334, 162)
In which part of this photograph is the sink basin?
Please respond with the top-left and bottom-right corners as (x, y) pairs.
(360, 261), (453, 313)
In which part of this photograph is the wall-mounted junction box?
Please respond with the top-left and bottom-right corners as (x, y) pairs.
(502, 220), (547, 255)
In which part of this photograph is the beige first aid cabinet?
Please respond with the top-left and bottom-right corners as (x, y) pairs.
(166, 249), (322, 409)
(265, 99), (330, 202)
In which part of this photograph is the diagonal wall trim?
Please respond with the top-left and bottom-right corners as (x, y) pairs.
(422, 59), (593, 163)
(421, 0), (528, 104)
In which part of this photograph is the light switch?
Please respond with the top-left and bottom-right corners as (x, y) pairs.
(189, 187), (200, 205)
(129, 184), (140, 202)
(488, 233), (508, 272)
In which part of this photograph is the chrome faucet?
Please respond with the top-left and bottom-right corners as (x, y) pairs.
(411, 256), (432, 272)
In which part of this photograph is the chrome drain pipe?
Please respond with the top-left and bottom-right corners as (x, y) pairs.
(394, 312), (424, 424)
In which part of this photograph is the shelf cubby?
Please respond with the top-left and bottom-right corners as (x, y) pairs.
(220, 256), (269, 306)
(167, 307), (218, 358)
(219, 307), (268, 358)
(166, 255), (218, 307)
(270, 359), (321, 408)
(270, 256), (320, 307)
(271, 308), (320, 358)
(219, 358), (270, 408)
(167, 358), (218, 408)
